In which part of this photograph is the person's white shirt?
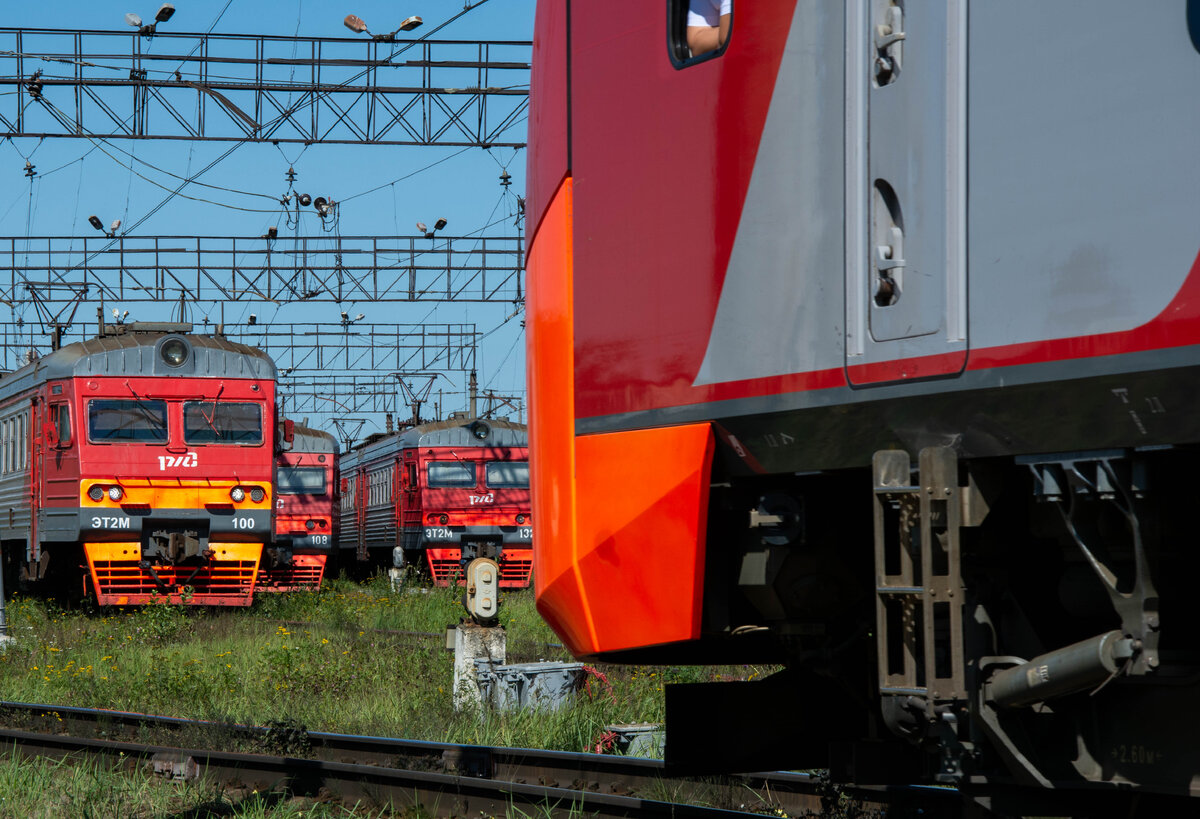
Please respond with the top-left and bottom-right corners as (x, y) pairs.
(686, 0), (732, 28)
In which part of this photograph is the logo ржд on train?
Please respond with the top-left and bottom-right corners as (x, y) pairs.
(157, 452), (198, 470)
(469, 493), (495, 505)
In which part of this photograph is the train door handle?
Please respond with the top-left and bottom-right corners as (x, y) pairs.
(875, 226), (905, 272)
(873, 4), (905, 83)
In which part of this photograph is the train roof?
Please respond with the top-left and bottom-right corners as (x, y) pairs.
(340, 418), (527, 468)
(287, 424), (338, 454)
(0, 328), (275, 403)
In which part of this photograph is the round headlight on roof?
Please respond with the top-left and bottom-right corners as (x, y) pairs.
(470, 421), (490, 440)
(161, 338), (189, 367)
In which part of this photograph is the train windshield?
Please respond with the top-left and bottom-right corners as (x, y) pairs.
(427, 461), (476, 487)
(486, 461), (529, 488)
(88, 398), (168, 443)
(183, 401), (263, 444)
(277, 466), (326, 495)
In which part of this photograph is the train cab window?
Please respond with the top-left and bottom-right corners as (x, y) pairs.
(51, 403), (71, 446)
(486, 461), (529, 489)
(427, 461), (476, 488)
(183, 402), (263, 445)
(671, 0), (732, 65)
(88, 398), (168, 443)
(278, 466), (326, 495)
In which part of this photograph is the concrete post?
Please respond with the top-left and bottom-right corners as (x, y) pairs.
(452, 622), (506, 711)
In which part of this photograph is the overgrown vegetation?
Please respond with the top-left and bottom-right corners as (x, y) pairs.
(0, 575), (774, 816)
(0, 575), (763, 750)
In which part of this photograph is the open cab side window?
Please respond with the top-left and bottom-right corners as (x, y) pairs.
(669, 0), (733, 68)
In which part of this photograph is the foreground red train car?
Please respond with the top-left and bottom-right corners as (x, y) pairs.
(0, 324), (275, 605)
(338, 418), (532, 587)
(529, 1), (1200, 812)
(259, 423), (337, 592)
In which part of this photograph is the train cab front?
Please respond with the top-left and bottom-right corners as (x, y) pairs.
(69, 343), (275, 605)
(419, 452), (533, 588)
(261, 452), (334, 592)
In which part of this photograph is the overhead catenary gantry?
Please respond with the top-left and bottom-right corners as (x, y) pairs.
(0, 319), (478, 374)
(0, 29), (529, 146)
(0, 234), (524, 306)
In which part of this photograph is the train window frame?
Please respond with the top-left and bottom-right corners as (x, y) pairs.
(668, 0), (733, 69)
(51, 402), (71, 447)
(88, 398), (169, 444)
(427, 461), (477, 488)
(182, 401), (264, 446)
(277, 465), (326, 495)
(485, 461), (530, 489)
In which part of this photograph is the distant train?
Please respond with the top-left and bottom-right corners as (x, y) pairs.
(337, 418), (532, 587)
(259, 423), (337, 593)
(0, 323), (276, 605)
(528, 1), (1200, 813)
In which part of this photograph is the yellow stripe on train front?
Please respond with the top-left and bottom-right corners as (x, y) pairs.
(77, 480), (272, 509)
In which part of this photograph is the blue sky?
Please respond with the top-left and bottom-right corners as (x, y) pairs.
(0, 0), (535, 437)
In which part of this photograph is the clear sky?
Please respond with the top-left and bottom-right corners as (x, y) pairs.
(0, 0), (535, 439)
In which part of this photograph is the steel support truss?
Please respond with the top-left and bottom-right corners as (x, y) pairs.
(1, 234), (524, 305)
(0, 29), (529, 146)
(279, 374), (442, 416)
(0, 320), (477, 374)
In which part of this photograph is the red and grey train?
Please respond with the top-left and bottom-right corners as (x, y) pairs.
(529, 0), (1200, 811)
(260, 423), (338, 592)
(337, 418), (532, 587)
(0, 324), (276, 606)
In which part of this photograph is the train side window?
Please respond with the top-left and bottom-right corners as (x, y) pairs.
(2, 419), (9, 474)
(670, 0), (732, 66)
(51, 403), (71, 447)
(19, 413), (26, 468)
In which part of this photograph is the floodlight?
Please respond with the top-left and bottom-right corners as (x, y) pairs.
(155, 3), (175, 23)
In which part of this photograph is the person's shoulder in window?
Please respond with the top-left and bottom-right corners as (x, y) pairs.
(686, 0), (731, 57)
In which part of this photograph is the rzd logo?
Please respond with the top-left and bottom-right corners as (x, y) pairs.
(157, 452), (198, 470)
(469, 493), (495, 505)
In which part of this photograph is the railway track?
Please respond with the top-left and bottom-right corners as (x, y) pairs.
(0, 701), (962, 817)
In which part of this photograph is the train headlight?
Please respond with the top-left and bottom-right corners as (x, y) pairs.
(160, 338), (189, 367)
(439, 514), (449, 525)
(107, 486), (123, 501)
(306, 519), (316, 530)
(516, 514), (526, 524)
(229, 486), (246, 502)
(470, 420), (490, 440)
(249, 487), (265, 503)
(88, 485), (105, 502)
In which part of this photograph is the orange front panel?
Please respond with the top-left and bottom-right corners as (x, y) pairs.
(256, 555), (326, 592)
(528, 178), (587, 634)
(84, 541), (262, 606)
(576, 425), (714, 655)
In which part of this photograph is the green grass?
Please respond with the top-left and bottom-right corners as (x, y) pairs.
(0, 575), (774, 816)
(0, 575), (767, 752)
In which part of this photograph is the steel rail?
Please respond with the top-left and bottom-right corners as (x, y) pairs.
(0, 728), (766, 819)
(0, 701), (962, 817)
